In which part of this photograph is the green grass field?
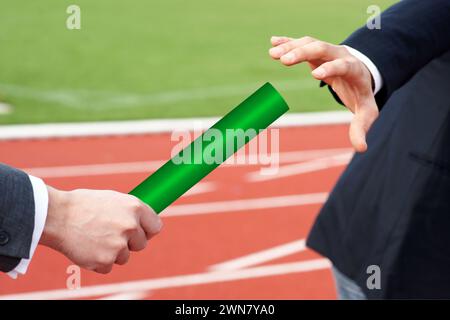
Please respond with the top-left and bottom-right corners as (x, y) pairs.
(0, 0), (395, 124)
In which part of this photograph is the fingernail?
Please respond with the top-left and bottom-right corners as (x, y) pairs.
(269, 47), (283, 57)
(155, 218), (163, 232)
(281, 52), (295, 63)
(312, 67), (326, 78)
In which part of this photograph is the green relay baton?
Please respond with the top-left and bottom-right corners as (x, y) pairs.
(130, 82), (289, 213)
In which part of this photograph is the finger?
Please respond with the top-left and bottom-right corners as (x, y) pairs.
(311, 58), (351, 80)
(139, 205), (163, 240)
(269, 36), (316, 59)
(270, 36), (293, 46)
(349, 115), (368, 153)
(115, 248), (130, 265)
(349, 102), (379, 153)
(280, 41), (344, 66)
(95, 264), (113, 274)
(128, 227), (148, 251)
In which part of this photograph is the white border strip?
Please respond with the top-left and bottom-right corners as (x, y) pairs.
(0, 111), (351, 140)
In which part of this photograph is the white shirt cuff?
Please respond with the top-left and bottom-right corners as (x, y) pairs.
(7, 176), (48, 279)
(344, 45), (383, 95)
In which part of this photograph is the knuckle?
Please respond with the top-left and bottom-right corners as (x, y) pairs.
(112, 239), (128, 252)
(280, 43), (292, 52)
(315, 41), (328, 54)
(344, 56), (359, 68)
(122, 217), (140, 233)
(343, 58), (356, 72)
(345, 56), (358, 65)
(301, 36), (314, 42)
(288, 49), (299, 59)
(342, 59), (352, 70)
(129, 198), (143, 213)
(97, 254), (115, 267)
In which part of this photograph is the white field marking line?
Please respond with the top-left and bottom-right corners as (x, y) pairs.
(162, 192), (328, 217)
(247, 152), (353, 182)
(0, 259), (331, 300)
(22, 148), (352, 179)
(0, 79), (316, 110)
(209, 239), (306, 272)
(0, 111), (352, 140)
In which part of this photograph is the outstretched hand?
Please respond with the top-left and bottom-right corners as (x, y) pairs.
(269, 36), (379, 152)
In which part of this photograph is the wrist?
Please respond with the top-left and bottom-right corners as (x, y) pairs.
(40, 186), (71, 251)
(343, 45), (383, 95)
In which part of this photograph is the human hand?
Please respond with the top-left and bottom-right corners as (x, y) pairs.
(40, 186), (162, 274)
(269, 36), (379, 152)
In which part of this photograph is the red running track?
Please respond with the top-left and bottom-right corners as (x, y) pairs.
(0, 124), (351, 299)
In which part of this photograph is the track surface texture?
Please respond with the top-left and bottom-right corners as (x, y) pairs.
(0, 124), (351, 299)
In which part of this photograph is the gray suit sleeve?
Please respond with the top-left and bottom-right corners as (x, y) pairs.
(0, 163), (35, 272)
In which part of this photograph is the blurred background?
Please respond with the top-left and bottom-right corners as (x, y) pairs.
(0, 0), (394, 124)
(0, 0), (395, 300)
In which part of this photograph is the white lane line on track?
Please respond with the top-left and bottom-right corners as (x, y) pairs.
(184, 182), (216, 197)
(0, 258), (331, 300)
(163, 192), (328, 217)
(0, 111), (352, 140)
(209, 239), (306, 272)
(0, 238), (325, 300)
(24, 160), (165, 178)
(22, 148), (352, 179)
(100, 238), (307, 299)
(247, 152), (353, 182)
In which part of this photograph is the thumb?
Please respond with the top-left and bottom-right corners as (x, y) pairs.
(349, 102), (379, 153)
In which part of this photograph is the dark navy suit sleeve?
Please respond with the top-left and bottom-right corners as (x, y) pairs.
(0, 163), (35, 272)
(326, 0), (450, 109)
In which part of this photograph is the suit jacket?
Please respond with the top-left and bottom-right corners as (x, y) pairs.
(0, 163), (35, 272)
(307, 0), (450, 298)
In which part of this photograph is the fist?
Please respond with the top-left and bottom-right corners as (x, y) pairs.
(41, 187), (162, 274)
